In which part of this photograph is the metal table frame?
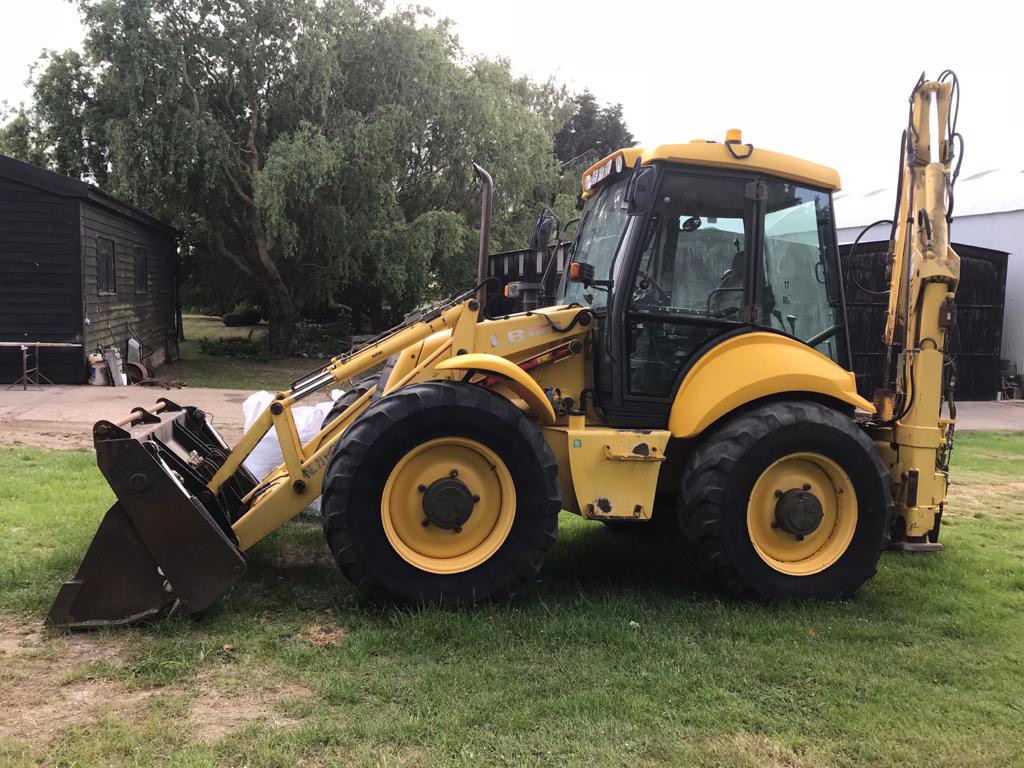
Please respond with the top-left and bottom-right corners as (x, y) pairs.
(1, 342), (83, 391)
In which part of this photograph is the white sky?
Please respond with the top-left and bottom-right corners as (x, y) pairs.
(2, 0), (1022, 194)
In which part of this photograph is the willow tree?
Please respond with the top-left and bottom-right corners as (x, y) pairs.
(25, 0), (562, 352)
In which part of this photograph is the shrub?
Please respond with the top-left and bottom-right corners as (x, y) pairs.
(198, 336), (270, 360)
(222, 308), (263, 327)
(292, 320), (352, 358)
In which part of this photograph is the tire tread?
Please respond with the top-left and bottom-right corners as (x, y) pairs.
(321, 381), (560, 604)
(679, 400), (893, 600)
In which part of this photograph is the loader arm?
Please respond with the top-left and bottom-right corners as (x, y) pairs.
(48, 291), (482, 628)
(223, 296), (481, 549)
(49, 283), (594, 627)
(870, 72), (962, 547)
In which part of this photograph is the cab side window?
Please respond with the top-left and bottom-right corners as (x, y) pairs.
(760, 183), (843, 360)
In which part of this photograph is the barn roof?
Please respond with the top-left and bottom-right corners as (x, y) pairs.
(0, 154), (180, 237)
(835, 167), (1024, 230)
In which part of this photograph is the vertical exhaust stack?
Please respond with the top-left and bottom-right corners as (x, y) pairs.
(473, 163), (493, 305)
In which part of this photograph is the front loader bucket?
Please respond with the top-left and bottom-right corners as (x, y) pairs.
(48, 399), (257, 629)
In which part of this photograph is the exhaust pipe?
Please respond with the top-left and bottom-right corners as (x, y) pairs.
(473, 163), (493, 305)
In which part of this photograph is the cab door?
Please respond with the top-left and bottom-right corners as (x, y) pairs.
(604, 168), (762, 426)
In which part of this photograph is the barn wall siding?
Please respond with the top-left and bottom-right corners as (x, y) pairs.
(0, 177), (84, 383)
(840, 240), (1008, 401)
(81, 202), (176, 369)
(838, 209), (1024, 373)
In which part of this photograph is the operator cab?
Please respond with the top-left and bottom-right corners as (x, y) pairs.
(560, 134), (850, 426)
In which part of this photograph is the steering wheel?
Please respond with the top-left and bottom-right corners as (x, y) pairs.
(681, 216), (702, 233)
(633, 269), (672, 306)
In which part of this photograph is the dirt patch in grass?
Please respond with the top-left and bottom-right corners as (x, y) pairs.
(299, 622), (348, 649)
(947, 472), (1024, 520)
(0, 615), (313, 746)
(187, 669), (313, 742)
(0, 615), (149, 742)
(700, 732), (832, 768)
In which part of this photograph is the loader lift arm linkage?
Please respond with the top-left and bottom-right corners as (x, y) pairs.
(48, 288), (484, 627)
(210, 289), (483, 550)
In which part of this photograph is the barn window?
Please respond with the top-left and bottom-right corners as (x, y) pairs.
(134, 246), (148, 293)
(97, 237), (116, 294)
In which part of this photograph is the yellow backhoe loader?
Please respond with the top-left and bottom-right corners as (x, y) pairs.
(49, 72), (962, 628)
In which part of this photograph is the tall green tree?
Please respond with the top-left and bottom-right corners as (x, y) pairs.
(553, 89), (635, 168)
(20, 0), (564, 352)
(0, 109), (47, 166)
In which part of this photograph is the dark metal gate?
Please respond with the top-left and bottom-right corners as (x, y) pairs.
(839, 240), (1008, 401)
(484, 244), (568, 317)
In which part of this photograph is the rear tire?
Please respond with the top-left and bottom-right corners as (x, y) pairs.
(321, 381), (560, 604)
(680, 400), (892, 600)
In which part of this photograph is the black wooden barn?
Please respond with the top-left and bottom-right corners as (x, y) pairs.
(839, 240), (1008, 401)
(0, 155), (180, 384)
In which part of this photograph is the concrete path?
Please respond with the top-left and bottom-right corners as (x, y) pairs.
(943, 400), (1024, 432)
(0, 385), (260, 450)
(1, 385), (1022, 452)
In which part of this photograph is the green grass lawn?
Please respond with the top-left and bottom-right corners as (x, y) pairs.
(2, 434), (1023, 766)
(156, 315), (332, 390)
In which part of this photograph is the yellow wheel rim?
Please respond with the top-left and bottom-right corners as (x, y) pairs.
(746, 452), (857, 576)
(381, 437), (515, 574)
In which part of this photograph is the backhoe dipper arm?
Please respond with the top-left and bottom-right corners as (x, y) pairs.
(876, 73), (961, 546)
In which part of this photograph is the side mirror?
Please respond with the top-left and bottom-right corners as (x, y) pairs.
(625, 164), (657, 215)
(529, 210), (557, 251)
(568, 261), (595, 285)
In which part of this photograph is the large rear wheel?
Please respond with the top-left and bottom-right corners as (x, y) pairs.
(321, 381), (560, 604)
(680, 400), (892, 600)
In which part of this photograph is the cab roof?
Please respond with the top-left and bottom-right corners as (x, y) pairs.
(581, 138), (842, 198)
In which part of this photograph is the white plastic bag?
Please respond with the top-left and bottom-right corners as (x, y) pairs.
(241, 390), (339, 514)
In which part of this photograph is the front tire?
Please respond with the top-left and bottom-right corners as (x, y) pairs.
(321, 381), (560, 604)
(680, 400), (892, 600)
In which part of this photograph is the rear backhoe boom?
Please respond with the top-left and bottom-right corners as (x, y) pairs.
(869, 73), (962, 549)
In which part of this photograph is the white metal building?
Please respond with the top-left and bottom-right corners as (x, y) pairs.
(835, 169), (1024, 371)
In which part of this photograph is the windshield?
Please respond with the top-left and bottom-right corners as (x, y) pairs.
(562, 178), (630, 308)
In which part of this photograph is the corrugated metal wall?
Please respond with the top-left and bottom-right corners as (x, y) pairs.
(839, 240), (1008, 401)
(489, 235), (1010, 401)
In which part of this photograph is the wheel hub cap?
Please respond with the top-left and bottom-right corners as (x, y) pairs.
(774, 488), (824, 537)
(422, 476), (475, 530)
(746, 452), (859, 576)
(381, 437), (516, 574)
